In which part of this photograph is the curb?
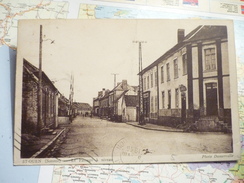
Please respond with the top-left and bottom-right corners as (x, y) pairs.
(126, 122), (184, 133)
(31, 128), (66, 158)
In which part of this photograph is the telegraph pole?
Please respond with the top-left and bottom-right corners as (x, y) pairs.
(111, 73), (118, 118)
(111, 73), (119, 87)
(133, 41), (146, 125)
(37, 25), (43, 136)
(68, 73), (74, 121)
(37, 25), (55, 135)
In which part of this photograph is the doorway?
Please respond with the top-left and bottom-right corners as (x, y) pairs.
(181, 92), (186, 123)
(206, 83), (218, 115)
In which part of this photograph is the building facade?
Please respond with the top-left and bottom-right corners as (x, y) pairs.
(58, 94), (69, 117)
(22, 59), (59, 135)
(121, 95), (139, 122)
(140, 26), (231, 131)
(109, 80), (138, 122)
(99, 89), (110, 117)
(72, 102), (92, 116)
(93, 80), (138, 122)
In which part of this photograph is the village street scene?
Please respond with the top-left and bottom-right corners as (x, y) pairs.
(16, 20), (236, 161)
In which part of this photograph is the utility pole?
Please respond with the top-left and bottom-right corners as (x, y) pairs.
(37, 25), (55, 136)
(111, 73), (119, 87)
(133, 41), (147, 125)
(69, 73), (74, 121)
(111, 73), (118, 119)
(37, 25), (43, 136)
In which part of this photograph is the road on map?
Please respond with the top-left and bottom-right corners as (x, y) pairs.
(52, 115), (232, 160)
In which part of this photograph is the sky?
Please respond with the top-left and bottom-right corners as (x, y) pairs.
(16, 19), (233, 105)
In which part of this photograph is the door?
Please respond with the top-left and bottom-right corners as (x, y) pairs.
(206, 83), (218, 115)
(181, 92), (186, 123)
(143, 92), (150, 118)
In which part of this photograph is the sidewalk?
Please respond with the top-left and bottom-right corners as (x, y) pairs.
(126, 121), (184, 132)
(21, 127), (69, 158)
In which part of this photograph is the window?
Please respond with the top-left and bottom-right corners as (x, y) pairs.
(162, 91), (165, 109)
(166, 63), (170, 81)
(161, 66), (164, 83)
(151, 96), (154, 113)
(174, 59), (178, 79)
(182, 54), (187, 75)
(206, 82), (217, 89)
(155, 71), (157, 86)
(151, 73), (153, 88)
(147, 76), (149, 89)
(168, 90), (171, 109)
(175, 88), (179, 108)
(204, 48), (216, 71)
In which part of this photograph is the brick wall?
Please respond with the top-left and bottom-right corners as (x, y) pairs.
(22, 70), (38, 134)
(22, 67), (57, 135)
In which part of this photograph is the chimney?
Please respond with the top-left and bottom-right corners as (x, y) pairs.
(102, 88), (105, 96)
(178, 29), (185, 43)
(122, 80), (128, 90)
(105, 90), (109, 95)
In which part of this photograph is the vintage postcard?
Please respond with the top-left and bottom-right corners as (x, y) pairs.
(14, 19), (240, 165)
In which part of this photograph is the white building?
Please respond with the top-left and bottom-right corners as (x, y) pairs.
(140, 26), (231, 131)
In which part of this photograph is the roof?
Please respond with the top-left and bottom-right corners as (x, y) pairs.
(23, 59), (58, 91)
(139, 25), (227, 75)
(58, 94), (69, 103)
(115, 90), (128, 102)
(132, 86), (139, 92)
(99, 89), (110, 100)
(73, 102), (92, 110)
(124, 95), (139, 107)
(184, 25), (227, 42)
(110, 82), (138, 94)
(110, 82), (125, 92)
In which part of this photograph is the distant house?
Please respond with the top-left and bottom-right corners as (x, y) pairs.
(93, 97), (100, 116)
(121, 95), (139, 122)
(139, 25), (231, 131)
(113, 90), (129, 121)
(58, 94), (69, 117)
(22, 59), (59, 135)
(108, 80), (138, 122)
(73, 102), (92, 116)
(99, 89), (110, 117)
(93, 89), (104, 116)
(93, 80), (138, 122)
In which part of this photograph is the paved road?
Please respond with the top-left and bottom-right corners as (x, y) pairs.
(54, 115), (232, 161)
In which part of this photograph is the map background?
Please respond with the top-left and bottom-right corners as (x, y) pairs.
(0, 0), (244, 182)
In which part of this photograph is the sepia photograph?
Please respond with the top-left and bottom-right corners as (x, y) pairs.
(14, 19), (240, 165)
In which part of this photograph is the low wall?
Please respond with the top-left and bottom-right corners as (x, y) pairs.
(58, 117), (70, 125)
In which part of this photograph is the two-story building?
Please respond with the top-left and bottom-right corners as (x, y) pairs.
(93, 80), (138, 122)
(99, 89), (110, 118)
(108, 80), (138, 122)
(140, 25), (231, 131)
